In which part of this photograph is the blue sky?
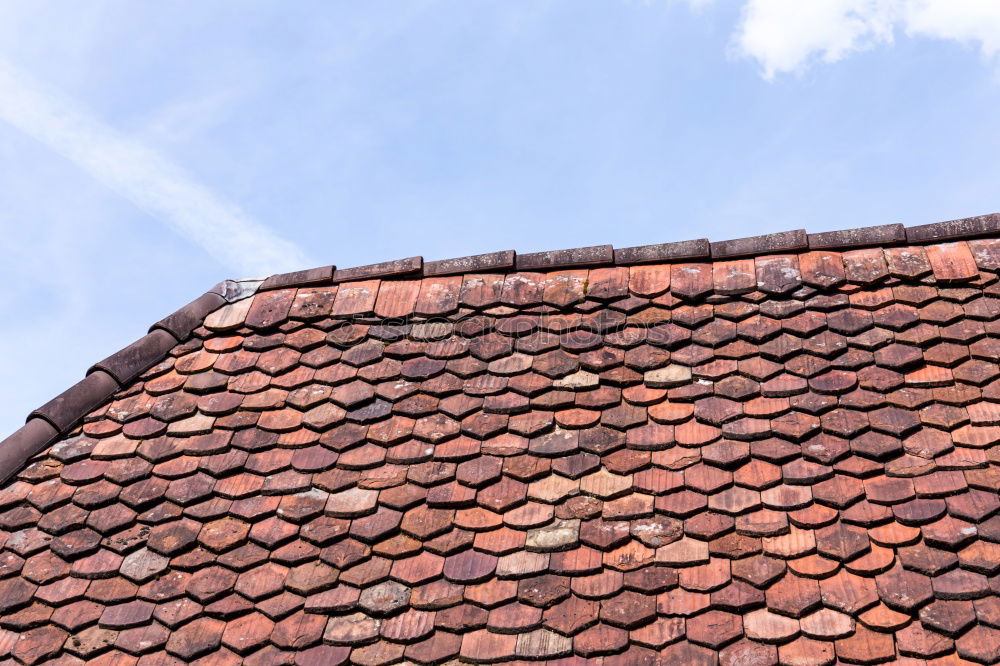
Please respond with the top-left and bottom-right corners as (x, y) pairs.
(1, 0), (999, 435)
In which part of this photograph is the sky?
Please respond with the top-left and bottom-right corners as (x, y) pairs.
(1, 0), (999, 436)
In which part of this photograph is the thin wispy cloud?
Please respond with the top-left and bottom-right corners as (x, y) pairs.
(0, 60), (313, 276)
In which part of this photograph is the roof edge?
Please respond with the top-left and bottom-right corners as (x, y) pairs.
(808, 223), (906, 249)
(30, 371), (120, 433)
(0, 211), (997, 485)
(425, 250), (515, 276)
(265, 213), (997, 289)
(0, 285), (246, 483)
(711, 229), (808, 259)
(905, 213), (1000, 243)
(0, 419), (58, 486)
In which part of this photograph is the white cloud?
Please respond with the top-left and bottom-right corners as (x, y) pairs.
(730, 0), (1000, 79)
(0, 60), (314, 276)
(904, 1), (1000, 55)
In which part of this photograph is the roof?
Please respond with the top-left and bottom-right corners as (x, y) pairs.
(1, 213), (999, 665)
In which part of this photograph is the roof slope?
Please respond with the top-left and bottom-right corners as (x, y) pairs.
(1, 220), (999, 664)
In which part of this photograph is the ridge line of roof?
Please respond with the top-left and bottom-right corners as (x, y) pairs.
(0, 212), (996, 485)
(0, 280), (252, 485)
(255, 213), (998, 290)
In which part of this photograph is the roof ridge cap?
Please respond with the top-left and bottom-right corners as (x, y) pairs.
(252, 213), (998, 290)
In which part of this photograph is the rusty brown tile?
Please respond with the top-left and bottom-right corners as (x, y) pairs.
(956, 624), (1000, 663)
(573, 623), (628, 657)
